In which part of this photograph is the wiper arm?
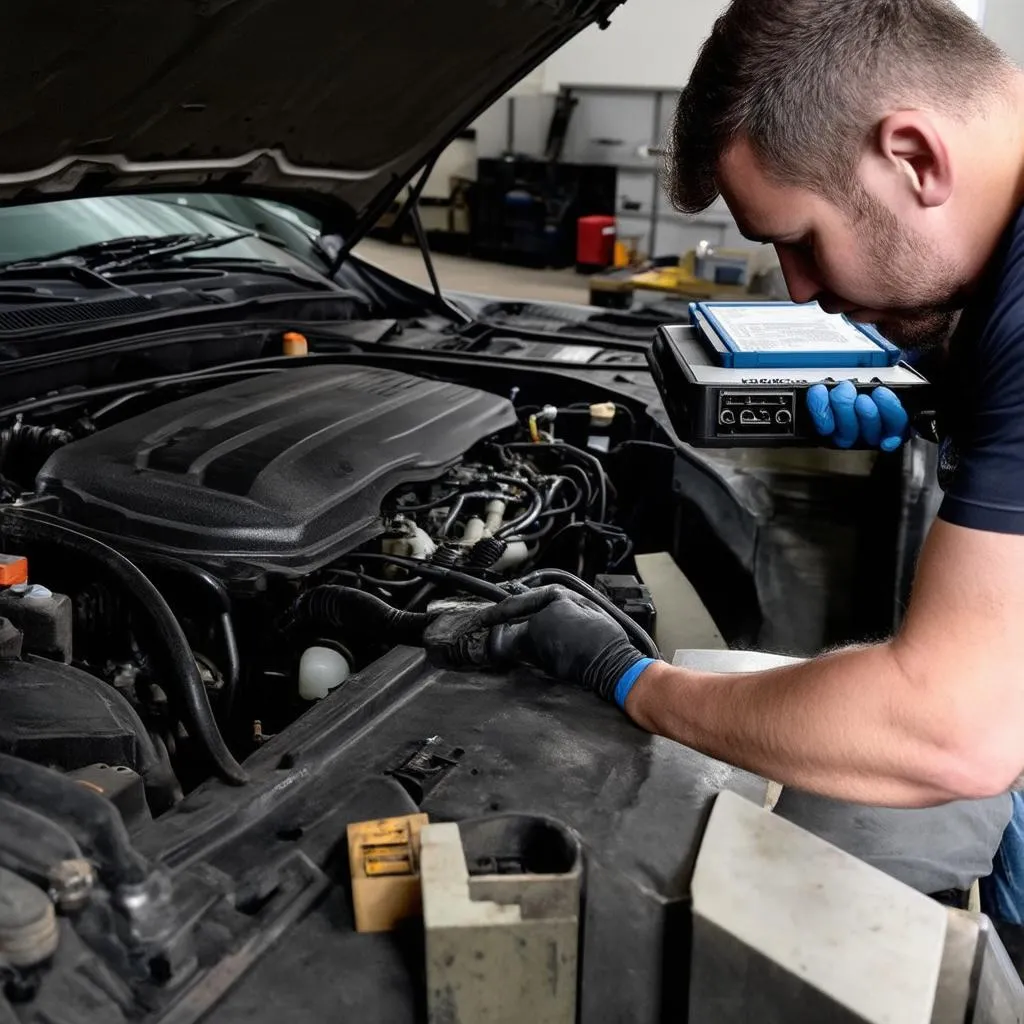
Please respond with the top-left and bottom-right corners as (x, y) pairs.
(0, 234), (199, 272)
(93, 232), (256, 272)
(0, 231), (255, 275)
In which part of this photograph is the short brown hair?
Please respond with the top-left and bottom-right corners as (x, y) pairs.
(667, 0), (1013, 214)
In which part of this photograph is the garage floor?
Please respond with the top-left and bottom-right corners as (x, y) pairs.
(354, 238), (591, 305)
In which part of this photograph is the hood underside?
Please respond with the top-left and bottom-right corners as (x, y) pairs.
(1, 0), (623, 236)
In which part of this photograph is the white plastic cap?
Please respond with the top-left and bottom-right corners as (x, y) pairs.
(9, 584), (52, 600)
(298, 646), (351, 701)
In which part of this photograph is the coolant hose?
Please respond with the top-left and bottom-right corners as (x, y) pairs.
(298, 586), (428, 646)
(0, 508), (247, 786)
(0, 753), (148, 888)
(516, 568), (660, 660)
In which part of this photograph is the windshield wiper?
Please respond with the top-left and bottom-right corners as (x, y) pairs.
(95, 232), (257, 272)
(0, 231), (256, 275)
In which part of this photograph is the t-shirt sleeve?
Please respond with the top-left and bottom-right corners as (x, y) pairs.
(939, 283), (1024, 535)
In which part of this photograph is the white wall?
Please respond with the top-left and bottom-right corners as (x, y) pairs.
(953, 0), (985, 23)
(541, 0), (992, 94)
(985, 0), (1024, 66)
(542, 0), (728, 93)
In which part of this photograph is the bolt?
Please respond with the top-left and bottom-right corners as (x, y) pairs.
(48, 858), (96, 913)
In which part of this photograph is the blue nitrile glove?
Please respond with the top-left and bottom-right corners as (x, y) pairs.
(806, 380), (909, 452)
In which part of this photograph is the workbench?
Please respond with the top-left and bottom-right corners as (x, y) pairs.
(588, 258), (769, 309)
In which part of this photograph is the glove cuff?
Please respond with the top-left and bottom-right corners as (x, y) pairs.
(586, 640), (651, 703)
(613, 658), (657, 710)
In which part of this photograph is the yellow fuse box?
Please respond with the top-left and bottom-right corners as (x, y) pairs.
(347, 813), (429, 933)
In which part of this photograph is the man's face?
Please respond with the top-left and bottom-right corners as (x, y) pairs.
(716, 137), (965, 350)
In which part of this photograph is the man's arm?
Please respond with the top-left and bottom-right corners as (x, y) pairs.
(625, 519), (1024, 808)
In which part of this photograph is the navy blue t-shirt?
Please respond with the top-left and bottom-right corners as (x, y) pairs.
(937, 207), (1024, 534)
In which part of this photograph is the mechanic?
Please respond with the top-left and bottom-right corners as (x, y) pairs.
(432, 0), (1024, 921)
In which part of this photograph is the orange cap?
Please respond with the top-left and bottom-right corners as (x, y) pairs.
(0, 555), (28, 586)
(283, 331), (309, 357)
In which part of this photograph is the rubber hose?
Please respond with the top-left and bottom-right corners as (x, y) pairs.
(134, 553), (241, 718)
(220, 611), (241, 718)
(0, 795), (83, 887)
(516, 568), (660, 659)
(439, 491), (511, 539)
(350, 553), (512, 603)
(298, 586), (428, 646)
(431, 544), (461, 567)
(404, 582), (436, 612)
(467, 537), (507, 569)
(491, 475), (543, 539)
(0, 753), (148, 888)
(0, 508), (247, 786)
(352, 557), (658, 659)
(497, 493), (543, 539)
(502, 442), (608, 521)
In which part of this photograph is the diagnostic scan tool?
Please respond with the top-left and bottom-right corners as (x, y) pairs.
(646, 304), (936, 449)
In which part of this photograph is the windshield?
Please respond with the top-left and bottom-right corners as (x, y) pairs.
(0, 195), (324, 268)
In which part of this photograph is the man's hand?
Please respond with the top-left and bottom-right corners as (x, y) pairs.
(422, 603), (496, 670)
(483, 586), (656, 704)
(807, 380), (909, 451)
(425, 585), (657, 706)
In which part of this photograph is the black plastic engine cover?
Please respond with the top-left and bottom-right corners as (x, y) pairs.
(37, 365), (516, 574)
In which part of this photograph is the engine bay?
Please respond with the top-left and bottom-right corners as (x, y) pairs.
(0, 347), (725, 1020)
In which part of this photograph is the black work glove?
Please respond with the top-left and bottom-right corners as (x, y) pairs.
(428, 585), (651, 704)
(422, 603), (498, 670)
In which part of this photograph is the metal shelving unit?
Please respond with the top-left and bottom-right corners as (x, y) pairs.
(556, 82), (727, 254)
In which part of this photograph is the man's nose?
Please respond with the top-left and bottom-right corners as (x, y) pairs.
(775, 246), (822, 305)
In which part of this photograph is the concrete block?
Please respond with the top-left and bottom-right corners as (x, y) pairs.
(689, 790), (948, 1023)
(420, 821), (580, 1024)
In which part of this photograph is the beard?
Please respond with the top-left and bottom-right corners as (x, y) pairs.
(848, 188), (965, 353)
(873, 308), (960, 352)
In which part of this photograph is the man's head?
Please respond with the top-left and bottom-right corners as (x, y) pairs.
(669, 0), (1022, 349)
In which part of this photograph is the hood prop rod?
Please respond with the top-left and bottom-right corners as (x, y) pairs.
(410, 204), (469, 326)
(391, 155), (473, 327)
(404, 158), (473, 326)
(327, 148), (471, 326)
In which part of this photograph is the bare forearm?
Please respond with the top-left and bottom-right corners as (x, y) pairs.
(624, 642), (994, 808)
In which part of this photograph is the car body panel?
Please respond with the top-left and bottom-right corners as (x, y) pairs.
(1, 0), (624, 241)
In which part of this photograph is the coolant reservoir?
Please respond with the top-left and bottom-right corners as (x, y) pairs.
(298, 646), (351, 701)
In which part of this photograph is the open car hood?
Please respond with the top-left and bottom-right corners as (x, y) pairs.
(0, 0), (623, 237)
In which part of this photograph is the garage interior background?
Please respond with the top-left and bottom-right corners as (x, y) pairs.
(387, 0), (1009, 271)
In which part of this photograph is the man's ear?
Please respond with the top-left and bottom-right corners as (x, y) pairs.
(875, 112), (953, 208)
